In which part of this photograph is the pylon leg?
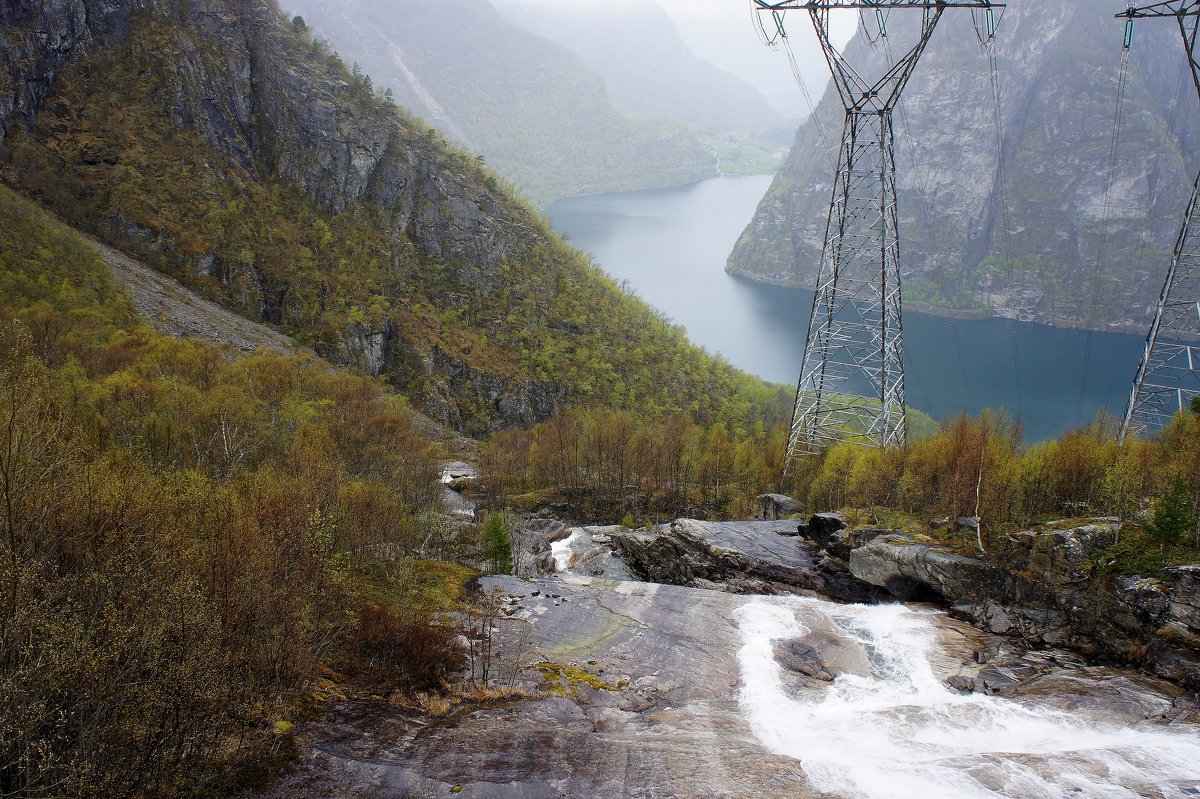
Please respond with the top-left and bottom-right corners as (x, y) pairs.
(1122, 170), (1200, 440)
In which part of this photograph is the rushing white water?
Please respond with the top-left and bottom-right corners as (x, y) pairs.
(550, 530), (583, 573)
(735, 598), (1200, 799)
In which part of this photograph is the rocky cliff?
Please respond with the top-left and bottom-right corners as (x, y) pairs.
(279, 0), (717, 204)
(0, 0), (778, 433)
(728, 0), (1200, 332)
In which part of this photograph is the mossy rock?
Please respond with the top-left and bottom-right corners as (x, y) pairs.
(533, 661), (627, 695)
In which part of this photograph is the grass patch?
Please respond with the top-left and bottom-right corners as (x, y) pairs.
(357, 558), (479, 613)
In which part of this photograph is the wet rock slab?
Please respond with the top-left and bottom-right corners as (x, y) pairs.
(611, 519), (880, 601)
(264, 575), (821, 799)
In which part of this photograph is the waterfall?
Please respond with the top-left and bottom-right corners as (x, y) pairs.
(550, 529), (583, 572)
(735, 597), (1200, 799)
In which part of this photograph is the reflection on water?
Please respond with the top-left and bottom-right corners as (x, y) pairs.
(547, 176), (1146, 441)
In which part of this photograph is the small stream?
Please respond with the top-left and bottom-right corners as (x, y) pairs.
(735, 597), (1200, 799)
(546, 525), (638, 581)
(440, 461), (478, 520)
(549, 530), (583, 572)
(544, 528), (1200, 797)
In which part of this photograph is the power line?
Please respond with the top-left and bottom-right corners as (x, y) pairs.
(754, 7), (838, 166)
(1075, 43), (1133, 424)
(984, 32), (1024, 428)
(884, 36), (977, 413)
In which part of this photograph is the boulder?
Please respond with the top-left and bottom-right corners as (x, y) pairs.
(808, 512), (846, 541)
(1007, 522), (1119, 586)
(1164, 565), (1200, 634)
(753, 493), (802, 521)
(1116, 576), (1170, 619)
(610, 518), (881, 602)
(848, 533), (992, 601)
(524, 519), (570, 576)
(802, 513), (889, 562)
(1146, 636), (1200, 689)
(774, 624), (871, 682)
(774, 640), (834, 681)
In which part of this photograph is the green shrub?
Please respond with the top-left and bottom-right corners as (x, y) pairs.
(1147, 479), (1196, 552)
(480, 512), (513, 575)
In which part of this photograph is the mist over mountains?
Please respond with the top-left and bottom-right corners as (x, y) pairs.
(493, 0), (788, 135)
(283, 0), (797, 203)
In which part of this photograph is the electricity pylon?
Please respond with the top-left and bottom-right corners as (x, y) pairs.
(1119, 1), (1200, 441)
(753, 1), (1004, 471)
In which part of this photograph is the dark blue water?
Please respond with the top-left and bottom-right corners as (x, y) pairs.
(546, 175), (1148, 442)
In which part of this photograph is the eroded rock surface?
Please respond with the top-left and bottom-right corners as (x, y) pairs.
(260, 530), (1200, 798)
(610, 518), (881, 601)
(843, 524), (1200, 689)
(850, 533), (992, 601)
(263, 576), (822, 799)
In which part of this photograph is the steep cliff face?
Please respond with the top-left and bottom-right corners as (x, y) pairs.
(278, 0), (716, 204)
(1, 0), (531, 270)
(0, 0), (779, 433)
(728, 0), (1199, 332)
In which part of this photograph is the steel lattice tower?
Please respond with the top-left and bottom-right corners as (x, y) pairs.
(755, 1), (1003, 468)
(1121, 1), (1200, 441)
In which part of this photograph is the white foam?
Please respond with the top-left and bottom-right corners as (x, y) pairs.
(734, 597), (1200, 799)
(550, 529), (583, 573)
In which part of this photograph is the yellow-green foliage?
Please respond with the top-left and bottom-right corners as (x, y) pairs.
(365, 559), (478, 615)
(479, 403), (938, 522)
(480, 408), (792, 522)
(4, 6), (786, 434)
(0, 184), (462, 797)
(793, 408), (1200, 569)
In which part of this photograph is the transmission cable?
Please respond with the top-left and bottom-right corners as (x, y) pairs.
(983, 30), (1025, 427)
(883, 37), (977, 415)
(752, 4), (838, 168)
(1107, 56), (1189, 403)
(1075, 40), (1133, 425)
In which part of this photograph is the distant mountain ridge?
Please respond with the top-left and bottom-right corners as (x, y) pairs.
(282, 0), (719, 204)
(494, 0), (788, 135)
(728, 0), (1200, 333)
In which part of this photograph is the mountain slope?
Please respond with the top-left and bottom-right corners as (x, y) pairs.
(279, 0), (716, 204)
(0, 177), (473, 797)
(728, 0), (1199, 332)
(494, 0), (787, 135)
(68, 215), (473, 452)
(0, 0), (785, 435)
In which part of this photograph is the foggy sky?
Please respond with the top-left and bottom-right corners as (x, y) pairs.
(503, 0), (857, 118)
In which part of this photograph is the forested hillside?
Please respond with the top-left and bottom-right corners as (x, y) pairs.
(0, 0), (787, 436)
(7, 0), (1200, 796)
(280, 0), (717, 203)
(0, 182), (472, 796)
